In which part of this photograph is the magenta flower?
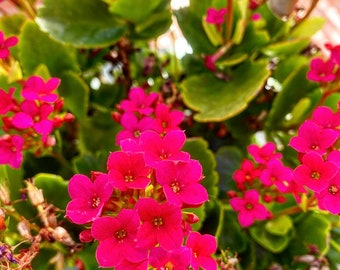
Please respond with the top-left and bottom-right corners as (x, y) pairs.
(0, 87), (15, 114)
(0, 134), (23, 168)
(0, 31), (18, 59)
(311, 106), (340, 133)
(155, 159), (208, 207)
(151, 103), (184, 134)
(120, 87), (159, 115)
(91, 209), (147, 268)
(260, 159), (293, 191)
(115, 259), (148, 270)
(325, 43), (340, 65)
(107, 151), (151, 191)
(233, 159), (261, 190)
(247, 142), (282, 164)
(316, 171), (340, 214)
(138, 130), (190, 167)
(149, 247), (191, 270)
(230, 189), (270, 227)
(307, 58), (336, 82)
(293, 152), (338, 192)
(206, 7), (227, 25)
(289, 120), (337, 154)
(116, 112), (153, 145)
(186, 231), (217, 270)
(136, 198), (183, 250)
(65, 173), (113, 224)
(22, 76), (60, 102)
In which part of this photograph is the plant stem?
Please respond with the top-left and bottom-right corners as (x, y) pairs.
(225, 0), (233, 42)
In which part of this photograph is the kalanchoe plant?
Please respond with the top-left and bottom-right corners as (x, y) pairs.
(1, 0), (340, 269)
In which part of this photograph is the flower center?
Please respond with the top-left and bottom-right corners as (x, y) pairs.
(328, 185), (339, 195)
(115, 229), (127, 242)
(311, 171), (321, 180)
(133, 130), (140, 138)
(153, 217), (164, 227)
(171, 181), (181, 193)
(124, 175), (134, 182)
(311, 145), (319, 151)
(91, 196), (101, 208)
(245, 203), (253, 210)
(164, 262), (174, 270)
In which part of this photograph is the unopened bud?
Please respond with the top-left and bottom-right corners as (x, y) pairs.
(52, 226), (75, 246)
(26, 181), (44, 206)
(0, 184), (11, 205)
(79, 229), (93, 243)
(184, 212), (200, 224)
(17, 219), (32, 240)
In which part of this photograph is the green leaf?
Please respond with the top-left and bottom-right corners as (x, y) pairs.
(73, 152), (108, 177)
(174, 8), (215, 54)
(261, 38), (310, 57)
(202, 16), (223, 47)
(265, 65), (320, 131)
(217, 53), (248, 68)
(34, 173), (69, 209)
(59, 71), (89, 120)
(216, 207), (248, 252)
(36, 0), (127, 48)
(265, 215), (293, 236)
(0, 14), (26, 35)
(288, 212), (331, 256)
(250, 221), (294, 253)
(19, 21), (79, 77)
(289, 17), (326, 39)
(181, 60), (270, 122)
(108, 0), (168, 24)
(183, 137), (219, 202)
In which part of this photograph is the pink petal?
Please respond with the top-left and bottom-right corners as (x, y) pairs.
(68, 174), (93, 199)
(96, 239), (122, 267)
(12, 112), (33, 129)
(91, 216), (119, 240)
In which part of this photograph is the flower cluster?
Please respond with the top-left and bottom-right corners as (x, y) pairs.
(307, 43), (340, 83)
(289, 105), (340, 214)
(66, 87), (217, 269)
(0, 31), (73, 168)
(229, 142), (301, 227)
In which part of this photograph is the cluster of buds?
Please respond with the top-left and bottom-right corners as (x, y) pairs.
(66, 87), (217, 269)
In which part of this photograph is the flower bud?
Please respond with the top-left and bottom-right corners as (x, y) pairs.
(0, 184), (10, 205)
(52, 226), (75, 246)
(17, 219), (32, 240)
(79, 229), (93, 243)
(25, 181), (44, 206)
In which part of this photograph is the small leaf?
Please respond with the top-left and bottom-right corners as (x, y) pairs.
(34, 173), (69, 209)
(19, 21), (79, 77)
(289, 17), (326, 39)
(181, 60), (270, 122)
(262, 38), (310, 57)
(265, 215), (293, 236)
(202, 16), (223, 47)
(36, 0), (127, 48)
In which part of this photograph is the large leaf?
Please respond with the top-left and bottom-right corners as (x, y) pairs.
(261, 38), (311, 57)
(107, 0), (168, 24)
(181, 60), (270, 122)
(19, 21), (79, 77)
(289, 17), (326, 39)
(59, 71), (89, 120)
(36, 0), (127, 48)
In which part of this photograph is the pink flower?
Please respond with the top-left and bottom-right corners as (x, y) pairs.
(155, 160), (208, 207)
(306, 58), (336, 82)
(247, 142), (282, 164)
(22, 76), (60, 102)
(230, 190), (270, 227)
(149, 247), (191, 270)
(107, 151), (151, 191)
(289, 120), (337, 154)
(120, 87), (159, 115)
(186, 231), (217, 270)
(311, 106), (340, 133)
(0, 31), (18, 59)
(325, 43), (340, 65)
(0, 134), (23, 168)
(233, 159), (261, 190)
(151, 103), (184, 134)
(137, 130), (190, 167)
(293, 152), (338, 192)
(316, 171), (340, 214)
(91, 209), (147, 267)
(204, 55), (217, 71)
(116, 112), (153, 145)
(136, 198), (183, 250)
(0, 87), (15, 114)
(115, 259), (148, 270)
(260, 159), (293, 191)
(65, 173), (113, 224)
(206, 7), (227, 25)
